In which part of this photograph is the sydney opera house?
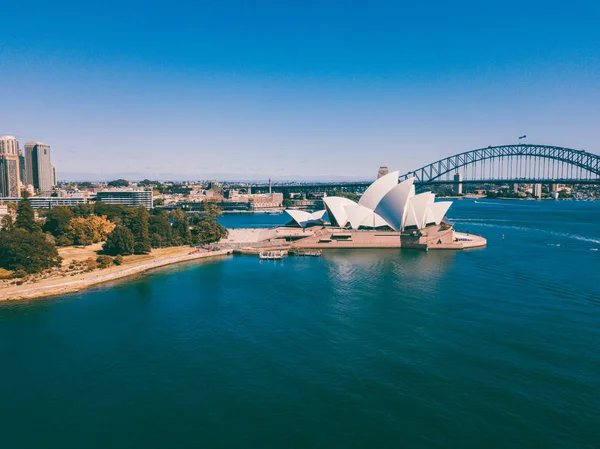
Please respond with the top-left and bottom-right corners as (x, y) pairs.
(284, 171), (486, 250)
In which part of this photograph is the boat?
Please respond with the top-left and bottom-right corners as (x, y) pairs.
(259, 250), (285, 260)
(290, 249), (322, 257)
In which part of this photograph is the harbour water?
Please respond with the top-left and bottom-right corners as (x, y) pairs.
(1, 200), (599, 449)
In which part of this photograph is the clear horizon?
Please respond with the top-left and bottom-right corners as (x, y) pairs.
(2, 0), (599, 181)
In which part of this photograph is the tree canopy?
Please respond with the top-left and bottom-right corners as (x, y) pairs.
(43, 206), (74, 238)
(107, 179), (130, 187)
(103, 226), (135, 256)
(0, 229), (60, 273)
(16, 199), (39, 233)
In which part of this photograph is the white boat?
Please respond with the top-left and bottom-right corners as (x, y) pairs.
(259, 250), (285, 260)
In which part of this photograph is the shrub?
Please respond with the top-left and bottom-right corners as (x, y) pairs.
(96, 255), (113, 269)
(85, 258), (99, 271)
(113, 255), (124, 266)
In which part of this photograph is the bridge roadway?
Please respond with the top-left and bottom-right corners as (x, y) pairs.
(231, 178), (600, 195)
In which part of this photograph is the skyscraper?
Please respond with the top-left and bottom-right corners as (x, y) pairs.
(24, 141), (54, 192)
(0, 136), (21, 197)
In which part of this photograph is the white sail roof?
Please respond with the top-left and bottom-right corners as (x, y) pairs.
(285, 209), (326, 228)
(344, 204), (373, 230)
(405, 192), (434, 229)
(374, 178), (415, 231)
(425, 202), (452, 225)
(358, 170), (400, 211)
(323, 196), (355, 228)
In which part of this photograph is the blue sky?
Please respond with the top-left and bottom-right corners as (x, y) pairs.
(1, 0), (599, 181)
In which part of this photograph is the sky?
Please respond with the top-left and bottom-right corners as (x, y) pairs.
(1, 0), (599, 181)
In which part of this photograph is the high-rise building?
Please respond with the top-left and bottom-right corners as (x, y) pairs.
(0, 136), (21, 197)
(24, 141), (54, 192)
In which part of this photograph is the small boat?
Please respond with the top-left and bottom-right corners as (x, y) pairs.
(290, 249), (322, 257)
(259, 250), (285, 260)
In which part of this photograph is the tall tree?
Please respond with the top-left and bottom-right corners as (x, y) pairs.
(103, 226), (135, 256)
(123, 206), (151, 254)
(68, 215), (115, 246)
(203, 200), (222, 217)
(16, 199), (39, 233)
(0, 229), (60, 273)
(1, 215), (14, 232)
(72, 203), (94, 217)
(191, 216), (228, 245)
(170, 209), (191, 245)
(94, 203), (127, 222)
(43, 206), (74, 238)
(149, 209), (172, 248)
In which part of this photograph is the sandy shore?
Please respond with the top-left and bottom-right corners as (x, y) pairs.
(0, 247), (232, 302)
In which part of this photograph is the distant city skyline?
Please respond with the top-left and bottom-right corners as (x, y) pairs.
(2, 1), (599, 181)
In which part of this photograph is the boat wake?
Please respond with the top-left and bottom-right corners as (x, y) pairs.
(452, 220), (600, 245)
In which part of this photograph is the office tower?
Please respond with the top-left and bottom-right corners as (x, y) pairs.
(52, 164), (57, 186)
(24, 141), (54, 192)
(0, 136), (21, 197)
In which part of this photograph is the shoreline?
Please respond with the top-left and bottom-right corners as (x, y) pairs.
(0, 248), (232, 302)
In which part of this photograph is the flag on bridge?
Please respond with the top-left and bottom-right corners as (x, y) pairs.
(518, 135), (527, 139)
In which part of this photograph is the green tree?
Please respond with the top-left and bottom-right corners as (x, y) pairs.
(191, 216), (228, 245)
(0, 229), (60, 273)
(203, 200), (222, 217)
(94, 202), (127, 222)
(72, 203), (95, 217)
(107, 179), (130, 187)
(43, 206), (74, 238)
(331, 190), (361, 202)
(103, 226), (135, 256)
(138, 179), (159, 187)
(123, 206), (151, 254)
(170, 209), (192, 245)
(76, 182), (96, 189)
(16, 199), (39, 233)
(149, 209), (172, 248)
(1, 215), (14, 232)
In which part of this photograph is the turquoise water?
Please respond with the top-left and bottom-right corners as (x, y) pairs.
(1, 200), (599, 449)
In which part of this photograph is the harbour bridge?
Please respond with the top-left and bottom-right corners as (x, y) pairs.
(239, 144), (600, 195)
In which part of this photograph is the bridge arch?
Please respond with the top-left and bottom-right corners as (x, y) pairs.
(399, 144), (600, 183)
